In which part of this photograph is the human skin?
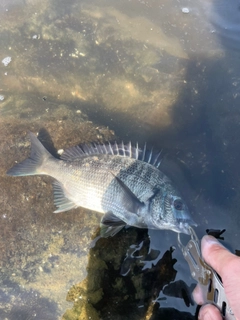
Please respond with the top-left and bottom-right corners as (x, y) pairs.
(193, 235), (240, 320)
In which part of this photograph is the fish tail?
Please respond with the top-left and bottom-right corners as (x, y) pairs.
(7, 132), (54, 176)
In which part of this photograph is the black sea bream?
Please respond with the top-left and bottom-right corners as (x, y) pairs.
(7, 132), (196, 236)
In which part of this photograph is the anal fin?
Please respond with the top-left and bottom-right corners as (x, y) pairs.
(52, 181), (77, 213)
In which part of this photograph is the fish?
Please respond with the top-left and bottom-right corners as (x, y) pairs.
(7, 132), (197, 237)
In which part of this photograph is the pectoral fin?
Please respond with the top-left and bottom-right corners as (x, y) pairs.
(100, 212), (126, 237)
(110, 172), (144, 214)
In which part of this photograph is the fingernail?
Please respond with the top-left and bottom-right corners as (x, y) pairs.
(202, 235), (220, 246)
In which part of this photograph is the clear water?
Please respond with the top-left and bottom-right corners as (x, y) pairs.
(1, 0), (240, 319)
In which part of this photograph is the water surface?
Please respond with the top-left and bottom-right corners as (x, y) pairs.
(1, 0), (240, 319)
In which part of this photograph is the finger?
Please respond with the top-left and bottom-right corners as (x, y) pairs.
(198, 304), (222, 320)
(201, 235), (240, 278)
(192, 284), (205, 305)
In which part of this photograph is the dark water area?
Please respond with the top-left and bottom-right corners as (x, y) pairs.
(1, 0), (240, 319)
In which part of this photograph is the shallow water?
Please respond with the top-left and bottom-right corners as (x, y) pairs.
(1, 0), (240, 319)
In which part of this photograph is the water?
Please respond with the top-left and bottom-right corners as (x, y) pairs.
(1, 0), (240, 319)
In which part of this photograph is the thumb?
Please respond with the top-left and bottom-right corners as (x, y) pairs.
(201, 235), (240, 318)
(198, 304), (222, 320)
(201, 235), (239, 278)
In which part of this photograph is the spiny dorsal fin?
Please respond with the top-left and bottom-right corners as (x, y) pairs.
(60, 141), (162, 168)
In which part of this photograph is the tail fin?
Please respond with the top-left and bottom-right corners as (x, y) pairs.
(7, 132), (54, 176)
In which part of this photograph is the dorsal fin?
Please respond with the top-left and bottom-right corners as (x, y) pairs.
(60, 141), (162, 168)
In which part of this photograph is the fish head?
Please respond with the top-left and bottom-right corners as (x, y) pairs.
(150, 189), (197, 234)
(165, 194), (197, 234)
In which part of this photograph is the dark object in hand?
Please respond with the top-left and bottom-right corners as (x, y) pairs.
(206, 229), (226, 240)
(235, 249), (240, 257)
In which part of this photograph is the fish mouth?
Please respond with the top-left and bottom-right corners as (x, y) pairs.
(176, 219), (198, 235)
(152, 217), (197, 234)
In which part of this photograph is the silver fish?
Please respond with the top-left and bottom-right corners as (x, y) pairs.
(7, 132), (197, 236)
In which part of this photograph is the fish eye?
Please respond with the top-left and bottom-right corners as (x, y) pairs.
(174, 199), (183, 210)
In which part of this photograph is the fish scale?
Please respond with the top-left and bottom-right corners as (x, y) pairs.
(7, 132), (197, 237)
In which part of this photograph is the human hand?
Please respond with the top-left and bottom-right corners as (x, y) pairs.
(193, 235), (240, 320)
